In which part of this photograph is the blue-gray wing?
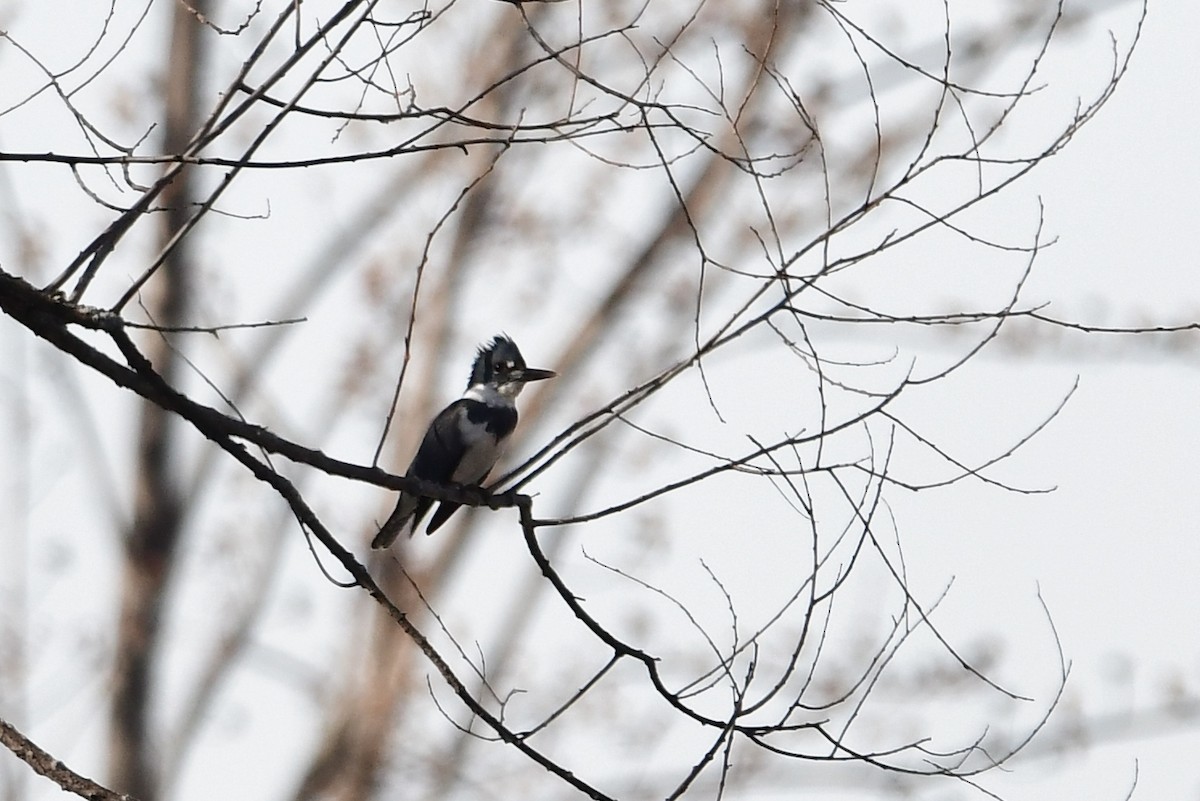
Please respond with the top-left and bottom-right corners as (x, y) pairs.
(410, 400), (473, 483)
(373, 399), (518, 547)
(424, 400), (516, 534)
(372, 401), (471, 548)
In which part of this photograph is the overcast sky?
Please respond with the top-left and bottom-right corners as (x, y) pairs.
(1, 1), (1197, 800)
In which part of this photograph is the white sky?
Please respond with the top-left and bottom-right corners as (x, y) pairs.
(1, 1), (1198, 800)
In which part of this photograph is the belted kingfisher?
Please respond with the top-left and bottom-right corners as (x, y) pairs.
(371, 335), (555, 548)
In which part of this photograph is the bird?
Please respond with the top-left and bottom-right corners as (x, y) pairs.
(371, 335), (555, 548)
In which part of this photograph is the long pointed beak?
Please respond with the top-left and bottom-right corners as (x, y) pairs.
(517, 367), (556, 383)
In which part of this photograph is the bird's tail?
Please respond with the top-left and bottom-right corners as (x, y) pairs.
(371, 492), (422, 549)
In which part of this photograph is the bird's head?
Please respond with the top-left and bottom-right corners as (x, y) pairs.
(469, 335), (556, 398)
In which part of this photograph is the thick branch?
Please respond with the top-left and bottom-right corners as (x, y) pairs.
(0, 269), (519, 511)
(0, 267), (613, 801)
(0, 718), (133, 801)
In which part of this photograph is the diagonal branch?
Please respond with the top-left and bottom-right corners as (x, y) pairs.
(0, 717), (131, 801)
